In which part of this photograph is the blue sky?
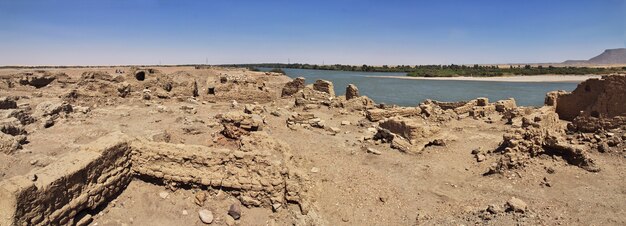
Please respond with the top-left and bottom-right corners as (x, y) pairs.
(0, 0), (624, 66)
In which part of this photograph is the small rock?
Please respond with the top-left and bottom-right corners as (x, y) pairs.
(506, 197), (527, 213)
(231, 100), (238, 108)
(158, 191), (169, 199)
(476, 154), (486, 162)
(224, 215), (236, 226)
(327, 127), (341, 134)
(366, 147), (382, 155)
(486, 204), (504, 214)
(431, 139), (446, 146)
(198, 209), (213, 224)
(29, 174), (37, 181)
(182, 210), (189, 216)
(272, 203), (282, 212)
(29, 159), (38, 165)
(471, 148), (482, 155)
(310, 167), (320, 173)
(270, 111), (281, 117)
(545, 167), (555, 174)
(75, 214), (93, 226)
(341, 121), (351, 126)
(606, 132), (615, 137)
(195, 192), (206, 206)
(598, 142), (610, 153)
(228, 203), (241, 220)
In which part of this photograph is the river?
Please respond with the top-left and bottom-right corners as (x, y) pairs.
(261, 68), (579, 106)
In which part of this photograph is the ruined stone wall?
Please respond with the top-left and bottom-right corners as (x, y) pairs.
(552, 75), (626, 121)
(491, 107), (598, 174)
(366, 107), (422, 122)
(379, 117), (439, 145)
(130, 132), (307, 208)
(0, 131), (310, 225)
(0, 133), (132, 226)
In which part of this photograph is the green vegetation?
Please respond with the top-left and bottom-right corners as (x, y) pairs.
(221, 63), (625, 77)
(270, 68), (286, 75)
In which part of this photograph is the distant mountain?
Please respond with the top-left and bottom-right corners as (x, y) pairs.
(588, 48), (626, 64)
(563, 48), (626, 65)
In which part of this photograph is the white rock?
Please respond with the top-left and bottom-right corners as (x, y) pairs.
(341, 121), (351, 125)
(366, 148), (382, 155)
(198, 209), (214, 224)
(310, 167), (320, 173)
(506, 197), (527, 213)
(158, 191), (169, 199)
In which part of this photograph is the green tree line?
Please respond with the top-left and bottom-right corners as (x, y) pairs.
(222, 63), (626, 77)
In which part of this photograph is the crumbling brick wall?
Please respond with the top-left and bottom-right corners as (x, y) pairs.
(0, 133), (132, 226)
(550, 75), (626, 121)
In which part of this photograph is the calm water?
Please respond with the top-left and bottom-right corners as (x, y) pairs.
(261, 68), (578, 106)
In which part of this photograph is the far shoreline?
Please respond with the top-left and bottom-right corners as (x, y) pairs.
(367, 74), (604, 83)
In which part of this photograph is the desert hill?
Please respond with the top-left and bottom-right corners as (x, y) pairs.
(563, 48), (626, 65)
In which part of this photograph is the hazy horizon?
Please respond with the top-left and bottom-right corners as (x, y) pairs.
(1, 0), (625, 66)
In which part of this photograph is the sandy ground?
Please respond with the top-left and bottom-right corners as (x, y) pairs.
(369, 74), (604, 83)
(1, 67), (625, 225)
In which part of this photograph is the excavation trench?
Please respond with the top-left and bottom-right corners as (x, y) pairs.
(0, 132), (307, 226)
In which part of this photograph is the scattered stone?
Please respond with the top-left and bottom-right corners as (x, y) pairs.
(310, 167), (320, 173)
(117, 82), (131, 98)
(506, 197), (527, 213)
(598, 142), (610, 153)
(224, 215), (236, 226)
(75, 214), (93, 226)
(198, 209), (214, 224)
(487, 204), (504, 214)
(366, 147), (382, 155)
(327, 127), (341, 134)
(159, 191), (169, 199)
(341, 120), (351, 126)
(228, 203), (241, 220)
(272, 203), (282, 212)
(270, 111), (281, 117)
(476, 154), (486, 162)
(231, 100), (238, 108)
(29, 174), (37, 181)
(0, 97), (17, 109)
(195, 192), (206, 206)
(182, 210), (189, 216)
(244, 104), (264, 114)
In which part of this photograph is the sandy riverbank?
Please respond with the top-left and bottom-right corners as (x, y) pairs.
(368, 74), (604, 83)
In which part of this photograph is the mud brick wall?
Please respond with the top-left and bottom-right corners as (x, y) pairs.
(130, 139), (288, 207)
(0, 133), (132, 226)
(554, 75), (626, 121)
(366, 107), (422, 122)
